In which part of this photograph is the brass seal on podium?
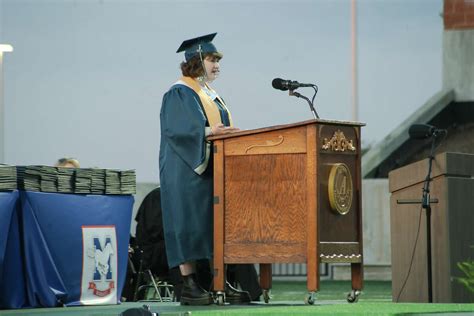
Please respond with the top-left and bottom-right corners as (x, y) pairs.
(328, 163), (353, 215)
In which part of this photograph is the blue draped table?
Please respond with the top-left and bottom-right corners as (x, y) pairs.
(0, 191), (133, 308)
(0, 190), (27, 309)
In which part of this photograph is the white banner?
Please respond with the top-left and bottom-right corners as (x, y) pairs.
(80, 226), (118, 305)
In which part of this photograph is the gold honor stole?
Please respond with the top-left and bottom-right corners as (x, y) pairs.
(180, 76), (233, 127)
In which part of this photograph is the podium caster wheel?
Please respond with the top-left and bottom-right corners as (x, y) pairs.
(304, 292), (316, 305)
(263, 289), (271, 303)
(347, 289), (361, 303)
(216, 292), (225, 305)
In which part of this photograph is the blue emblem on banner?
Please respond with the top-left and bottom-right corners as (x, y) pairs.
(93, 237), (113, 281)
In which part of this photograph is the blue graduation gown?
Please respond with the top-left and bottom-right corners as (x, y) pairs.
(159, 83), (229, 268)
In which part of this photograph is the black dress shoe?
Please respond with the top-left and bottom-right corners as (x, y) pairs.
(180, 274), (213, 306)
(225, 281), (251, 304)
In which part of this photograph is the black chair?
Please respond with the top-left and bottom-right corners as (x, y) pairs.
(122, 187), (178, 302)
(132, 247), (175, 302)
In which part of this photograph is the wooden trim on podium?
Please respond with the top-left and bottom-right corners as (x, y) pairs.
(223, 128), (307, 156)
(224, 243), (306, 263)
(352, 125), (364, 290)
(213, 140), (225, 292)
(306, 124), (318, 292)
(208, 119), (365, 141)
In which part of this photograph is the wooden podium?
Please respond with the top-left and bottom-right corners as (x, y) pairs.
(389, 152), (474, 303)
(209, 119), (365, 304)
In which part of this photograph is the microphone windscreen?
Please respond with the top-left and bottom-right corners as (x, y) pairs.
(272, 78), (287, 91)
(408, 124), (435, 139)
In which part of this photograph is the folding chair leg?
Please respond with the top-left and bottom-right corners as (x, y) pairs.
(147, 269), (163, 302)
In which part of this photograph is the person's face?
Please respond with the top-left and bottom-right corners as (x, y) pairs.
(203, 55), (220, 82)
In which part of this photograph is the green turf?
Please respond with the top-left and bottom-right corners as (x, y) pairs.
(191, 280), (474, 316)
(191, 303), (474, 316)
(269, 279), (392, 302)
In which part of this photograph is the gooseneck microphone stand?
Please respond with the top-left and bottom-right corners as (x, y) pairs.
(289, 85), (320, 119)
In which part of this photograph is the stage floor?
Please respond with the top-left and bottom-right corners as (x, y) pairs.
(0, 300), (333, 316)
(2, 300), (474, 316)
(2, 281), (474, 316)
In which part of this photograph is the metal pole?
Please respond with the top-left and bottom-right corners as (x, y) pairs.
(0, 44), (13, 164)
(351, 0), (358, 122)
(0, 52), (4, 163)
(422, 138), (437, 303)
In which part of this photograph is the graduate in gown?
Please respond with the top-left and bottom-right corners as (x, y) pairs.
(159, 33), (247, 305)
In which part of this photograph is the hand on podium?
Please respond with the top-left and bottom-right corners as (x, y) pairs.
(211, 123), (240, 135)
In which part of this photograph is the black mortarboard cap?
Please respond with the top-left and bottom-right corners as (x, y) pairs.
(176, 32), (223, 62)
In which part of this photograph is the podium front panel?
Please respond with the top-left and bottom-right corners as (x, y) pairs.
(222, 125), (308, 263)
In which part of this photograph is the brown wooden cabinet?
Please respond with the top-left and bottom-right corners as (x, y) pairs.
(209, 119), (365, 304)
(389, 152), (474, 303)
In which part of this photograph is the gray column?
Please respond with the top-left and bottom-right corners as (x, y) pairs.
(443, 30), (474, 101)
(0, 52), (4, 163)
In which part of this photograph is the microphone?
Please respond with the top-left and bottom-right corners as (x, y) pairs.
(272, 78), (314, 91)
(408, 124), (446, 139)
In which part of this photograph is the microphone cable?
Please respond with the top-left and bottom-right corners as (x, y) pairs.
(395, 203), (423, 302)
